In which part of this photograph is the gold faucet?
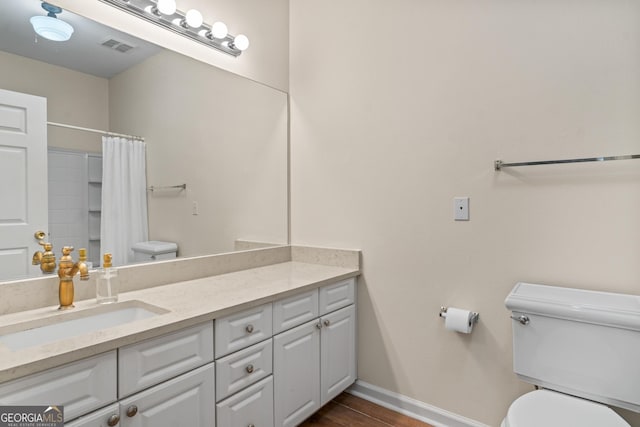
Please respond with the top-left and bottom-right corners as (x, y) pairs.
(33, 241), (57, 274)
(32, 231), (56, 274)
(57, 246), (89, 310)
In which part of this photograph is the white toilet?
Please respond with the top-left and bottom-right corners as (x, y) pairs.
(503, 282), (639, 427)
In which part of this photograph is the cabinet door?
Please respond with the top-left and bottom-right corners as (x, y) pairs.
(216, 376), (273, 427)
(65, 403), (119, 427)
(273, 320), (320, 427)
(119, 363), (215, 427)
(320, 305), (356, 406)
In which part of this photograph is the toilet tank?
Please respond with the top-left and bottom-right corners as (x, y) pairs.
(505, 282), (640, 413)
(131, 241), (178, 262)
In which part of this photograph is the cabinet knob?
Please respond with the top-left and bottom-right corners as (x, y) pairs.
(107, 414), (120, 426)
(248, 424), (255, 427)
(316, 322), (322, 329)
(245, 324), (254, 333)
(126, 405), (138, 417)
(323, 319), (331, 327)
(246, 364), (254, 374)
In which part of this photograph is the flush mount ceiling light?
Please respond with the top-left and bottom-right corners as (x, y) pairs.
(30, 2), (75, 42)
(99, 0), (249, 57)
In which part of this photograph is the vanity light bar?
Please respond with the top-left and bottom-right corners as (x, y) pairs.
(99, 0), (244, 57)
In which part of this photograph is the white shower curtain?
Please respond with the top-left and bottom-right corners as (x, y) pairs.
(101, 136), (148, 267)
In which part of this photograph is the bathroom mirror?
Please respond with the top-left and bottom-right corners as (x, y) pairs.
(0, 1), (288, 282)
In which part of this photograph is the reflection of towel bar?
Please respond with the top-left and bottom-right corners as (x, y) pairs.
(147, 184), (187, 192)
(495, 154), (640, 171)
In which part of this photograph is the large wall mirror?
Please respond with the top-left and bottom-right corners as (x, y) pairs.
(0, 1), (288, 282)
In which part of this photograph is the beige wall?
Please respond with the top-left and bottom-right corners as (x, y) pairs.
(54, 0), (289, 92)
(108, 50), (288, 256)
(0, 50), (106, 152)
(290, 0), (640, 425)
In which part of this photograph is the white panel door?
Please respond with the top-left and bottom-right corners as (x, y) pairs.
(320, 304), (356, 406)
(0, 88), (47, 280)
(119, 363), (215, 427)
(273, 319), (320, 427)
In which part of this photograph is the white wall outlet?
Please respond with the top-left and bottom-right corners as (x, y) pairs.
(192, 201), (199, 215)
(454, 197), (469, 221)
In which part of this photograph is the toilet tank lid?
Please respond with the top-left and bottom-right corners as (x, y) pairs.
(132, 241), (178, 254)
(505, 282), (640, 331)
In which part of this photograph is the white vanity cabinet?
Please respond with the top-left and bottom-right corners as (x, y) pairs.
(0, 275), (357, 427)
(273, 279), (356, 427)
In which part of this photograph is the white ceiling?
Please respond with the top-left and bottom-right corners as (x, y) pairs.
(0, 0), (162, 78)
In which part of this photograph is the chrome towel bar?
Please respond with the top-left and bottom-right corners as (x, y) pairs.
(147, 184), (187, 192)
(495, 153), (640, 171)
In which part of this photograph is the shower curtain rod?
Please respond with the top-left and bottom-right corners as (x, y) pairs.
(47, 121), (145, 141)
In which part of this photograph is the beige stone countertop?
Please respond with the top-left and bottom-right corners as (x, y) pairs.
(0, 260), (359, 383)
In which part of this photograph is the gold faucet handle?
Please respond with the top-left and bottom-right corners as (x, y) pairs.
(61, 246), (74, 256)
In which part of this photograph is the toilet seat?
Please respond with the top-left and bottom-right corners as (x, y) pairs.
(502, 390), (630, 427)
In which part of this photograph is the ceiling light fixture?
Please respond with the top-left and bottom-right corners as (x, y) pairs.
(30, 2), (75, 42)
(99, 0), (249, 57)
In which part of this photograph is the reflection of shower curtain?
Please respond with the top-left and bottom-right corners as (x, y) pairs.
(101, 136), (148, 267)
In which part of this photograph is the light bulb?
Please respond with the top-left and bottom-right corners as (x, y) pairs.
(156, 0), (176, 15)
(209, 21), (228, 39)
(233, 34), (249, 51)
(185, 9), (203, 28)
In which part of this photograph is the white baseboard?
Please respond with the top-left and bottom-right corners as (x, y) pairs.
(347, 380), (491, 427)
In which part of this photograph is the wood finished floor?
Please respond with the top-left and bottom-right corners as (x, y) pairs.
(300, 393), (434, 427)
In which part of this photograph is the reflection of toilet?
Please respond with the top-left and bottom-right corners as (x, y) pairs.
(503, 282), (636, 427)
(131, 241), (178, 262)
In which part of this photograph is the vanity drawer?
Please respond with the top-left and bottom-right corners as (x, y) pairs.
(273, 289), (319, 334)
(215, 303), (272, 358)
(119, 321), (214, 397)
(65, 403), (119, 427)
(217, 375), (274, 427)
(216, 338), (272, 401)
(319, 278), (356, 315)
(0, 351), (117, 421)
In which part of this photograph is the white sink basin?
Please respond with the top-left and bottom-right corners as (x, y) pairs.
(0, 301), (169, 351)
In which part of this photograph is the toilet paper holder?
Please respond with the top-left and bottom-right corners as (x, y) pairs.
(439, 306), (479, 326)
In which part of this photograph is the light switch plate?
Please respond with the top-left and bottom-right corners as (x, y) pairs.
(454, 197), (469, 221)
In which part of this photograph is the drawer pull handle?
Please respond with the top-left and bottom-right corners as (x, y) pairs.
(246, 364), (254, 374)
(245, 324), (254, 333)
(323, 319), (331, 327)
(248, 424), (255, 427)
(316, 322), (322, 329)
(126, 405), (138, 418)
(107, 414), (120, 426)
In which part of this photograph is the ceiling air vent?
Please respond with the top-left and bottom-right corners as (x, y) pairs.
(100, 38), (136, 53)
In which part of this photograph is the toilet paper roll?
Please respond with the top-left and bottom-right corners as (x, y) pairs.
(444, 308), (474, 333)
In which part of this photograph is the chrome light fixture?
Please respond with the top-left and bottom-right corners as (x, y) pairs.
(30, 2), (75, 42)
(99, 0), (249, 57)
